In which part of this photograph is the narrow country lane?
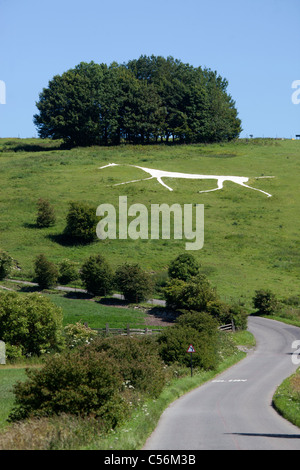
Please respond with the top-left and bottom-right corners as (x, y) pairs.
(144, 316), (300, 450)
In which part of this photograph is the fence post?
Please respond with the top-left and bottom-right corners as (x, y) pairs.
(127, 324), (130, 336)
(106, 323), (109, 336)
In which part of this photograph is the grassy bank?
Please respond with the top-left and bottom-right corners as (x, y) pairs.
(272, 368), (300, 429)
(1, 138), (300, 304)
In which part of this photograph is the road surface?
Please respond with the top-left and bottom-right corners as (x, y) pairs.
(144, 316), (300, 450)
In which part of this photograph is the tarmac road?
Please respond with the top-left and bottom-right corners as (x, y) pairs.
(144, 316), (300, 450)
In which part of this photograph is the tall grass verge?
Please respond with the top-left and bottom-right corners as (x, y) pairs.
(84, 349), (246, 450)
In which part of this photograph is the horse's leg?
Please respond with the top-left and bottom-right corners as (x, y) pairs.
(114, 176), (154, 186)
(238, 182), (272, 197)
(198, 178), (224, 194)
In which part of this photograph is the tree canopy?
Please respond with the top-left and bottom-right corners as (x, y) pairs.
(34, 55), (242, 147)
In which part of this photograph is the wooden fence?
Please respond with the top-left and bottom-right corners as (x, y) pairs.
(218, 321), (235, 332)
(92, 320), (235, 337)
(93, 324), (164, 337)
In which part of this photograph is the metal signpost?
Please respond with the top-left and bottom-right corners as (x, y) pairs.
(186, 344), (195, 377)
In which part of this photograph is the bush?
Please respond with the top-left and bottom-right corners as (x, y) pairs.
(0, 291), (63, 358)
(168, 253), (200, 281)
(229, 303), (248, 330)
(9, 349), (129, 428)
(34, 254), (58, 289)
(206, 299), (231, 324)
(80, 254), (114, 296)
(63, 322), (98, 349)
(58, 259), (79, 285)
(253, 289), (278, 315)
(36, 198), (56, 228)
(164, 274), (217, 311)
(87, 335), (166, 398)
(64, 201), (97, 243)
(0, 250), (13, 280)
(158, 324), (218, 370)
(114, 263), (153, 302)
(176, 310), (219, 335)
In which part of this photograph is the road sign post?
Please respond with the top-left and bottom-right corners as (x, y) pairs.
(186, 344), (195, 377)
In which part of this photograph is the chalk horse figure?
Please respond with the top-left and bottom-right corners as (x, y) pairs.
(99, 163), (274, 197)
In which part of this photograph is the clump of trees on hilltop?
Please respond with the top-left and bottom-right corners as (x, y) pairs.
(34, 55), (242, 147)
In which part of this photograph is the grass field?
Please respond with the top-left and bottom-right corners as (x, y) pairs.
(1, 137), (299, 307)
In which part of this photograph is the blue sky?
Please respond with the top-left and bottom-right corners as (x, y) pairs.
(0, 0), (299, 139)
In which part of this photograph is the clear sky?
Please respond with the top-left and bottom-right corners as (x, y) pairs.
(0, 0), (299, 139)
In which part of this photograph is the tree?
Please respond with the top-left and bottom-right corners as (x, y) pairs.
(64, 201), (97, 244)
(34, 62), (105, 147)
(80, 254), (114, 296)
(114, 262), (153, 302)
(36, 198), (56, 228)
(0, 291), (63, 357)
(34, 254), (58, 289)
(164, 274), (217, 311)
(34, 56), (242, 147)
(168, 253), (201, 281)
(253, 289), (278, 315)
(58, 259), (79, 285)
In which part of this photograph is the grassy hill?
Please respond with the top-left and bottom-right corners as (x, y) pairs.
(1, 137), (299, 307)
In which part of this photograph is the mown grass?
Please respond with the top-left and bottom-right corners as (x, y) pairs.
(46, 292), (148, 328)
(1, 138), (300, 306)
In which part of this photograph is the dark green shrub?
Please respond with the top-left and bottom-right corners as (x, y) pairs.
(58, 259), (79, 285)
(229, 303), (248, 330)
(34, 254), (58, 289)
(80, 254), (114, 296)
(253, 289), (278, 315)
(9, 349), (129, 428)
(86, 335), (166, 398)
(168, 253), (200, 281)
(0, 250), (13, 280)
(158, 324), (218, 370)
(176, 310), (219, 335)
(114, 263), (153, 302)
(36, 198), (56, 228)
(164, 274), (217, 311)
(64, 201), (97, 243)
(206, 299), (231, 324)
(0, 291), (63, 357)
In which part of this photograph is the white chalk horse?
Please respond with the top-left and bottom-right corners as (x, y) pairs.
(98, 163), (274, 197)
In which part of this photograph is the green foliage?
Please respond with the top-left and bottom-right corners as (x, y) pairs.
(36, 198), (56, 228)
(0, 250), (13, 280)
(63, 322), (98, 349)
(168, 253), (201, 281)
(9, 349), (129, 428)
(87, 335), (166, 398)
(34, 254), (58, 289)
(58, 259), (79, 285)
(114, 262), (153, 302)
(164, 274), (217, 311)
(80, 254), (114, 296)
(34, 56), (241, 147)
(176, 310), (219, 334)
(8, 335), (166, 427)
(207, 299), (248, 330)
(64, 201), (97, 244)
(158, 324), (218, 370)
(0, 291), (63, 357)
(253, 289), (278, 315)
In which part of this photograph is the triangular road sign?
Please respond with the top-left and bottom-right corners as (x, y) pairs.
(187, 344), (196, 353)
